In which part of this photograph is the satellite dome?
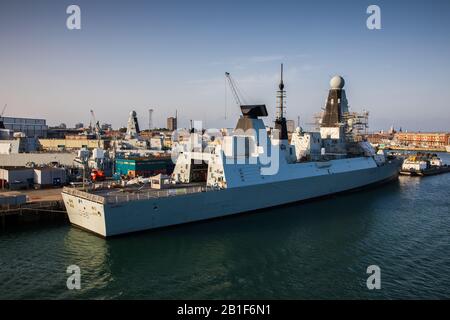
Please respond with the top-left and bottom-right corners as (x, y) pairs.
(330, 75), (345, 89)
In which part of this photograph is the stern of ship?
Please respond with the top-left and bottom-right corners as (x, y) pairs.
(61, 187), (108, 237)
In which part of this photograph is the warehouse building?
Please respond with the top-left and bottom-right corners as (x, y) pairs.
(0, 152), (81, 167)
(115, 157), (175, 178)
(0, 116), (48, 138)
(0, 136), (39, 154)
(0, 167), (34, 190)
(0, 166), (67, 189)
(33, 167), (67, 187)
(38, 135), (110, 151)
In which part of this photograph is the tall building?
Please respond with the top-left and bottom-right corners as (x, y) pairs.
(0, 116), (48, 137)
(167, 117), (177, 131)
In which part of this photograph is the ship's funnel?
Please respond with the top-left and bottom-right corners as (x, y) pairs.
(240, 105), (268, 119)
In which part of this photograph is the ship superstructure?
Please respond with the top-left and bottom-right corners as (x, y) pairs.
(62, 72), (401, 237)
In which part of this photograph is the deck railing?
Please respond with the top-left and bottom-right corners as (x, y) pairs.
(63, 185), (215, 205)
(105, 185), (210, 204)
(62, 187), (106, 204)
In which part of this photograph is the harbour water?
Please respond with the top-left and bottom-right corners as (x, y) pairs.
(1, 153), (449, 299)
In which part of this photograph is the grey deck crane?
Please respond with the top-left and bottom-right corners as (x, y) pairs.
(225, 72), (247, 106)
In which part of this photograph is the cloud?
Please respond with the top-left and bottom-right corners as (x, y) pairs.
(247, 55), (285, 63)
(207, 53), (310, 69)
(187, 65), (302, 90)
(300, 63), (321, 71)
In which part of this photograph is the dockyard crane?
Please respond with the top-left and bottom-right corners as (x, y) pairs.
(90, 109), (97, 128)
(0, 104), (7, 129)
(0, 104), (6, 117)
(90, 109), (101, 139)
(225, 72), (247, 106)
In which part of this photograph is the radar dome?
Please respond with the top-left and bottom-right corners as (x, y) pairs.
(330, 75), (345, 89)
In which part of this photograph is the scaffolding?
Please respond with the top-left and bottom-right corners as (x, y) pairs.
(306, 110), (324, 131)
(342, 111), (369, 142)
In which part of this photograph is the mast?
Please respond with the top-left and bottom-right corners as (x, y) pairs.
(277, 64), (285, 119)
(274, 64), (288, 140)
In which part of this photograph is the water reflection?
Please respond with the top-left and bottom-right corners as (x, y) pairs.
(1, 160), (449, 299)
(76, 180), (403, 299)
(61, 228), (113, 298)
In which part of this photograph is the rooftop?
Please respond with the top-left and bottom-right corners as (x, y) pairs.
(0, 166), (32, 170)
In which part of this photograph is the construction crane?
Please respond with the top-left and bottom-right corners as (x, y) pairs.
(0, 104), (6, 117)
(0, 104), (7, 129)
(225, 72), (247, 106)
(90, 109), (96, 127)
(90, 109), (101, 138)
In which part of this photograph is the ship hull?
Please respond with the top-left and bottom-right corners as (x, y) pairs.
(62, 158), (401, 237)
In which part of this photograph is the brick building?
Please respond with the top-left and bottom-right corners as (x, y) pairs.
(394, 132), (450, 147)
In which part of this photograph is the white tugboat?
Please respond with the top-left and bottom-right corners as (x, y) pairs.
(62, 71), (401, 237)
(400, 153), (450, 176)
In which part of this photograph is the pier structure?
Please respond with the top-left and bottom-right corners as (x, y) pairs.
(0, 188), (66, 228)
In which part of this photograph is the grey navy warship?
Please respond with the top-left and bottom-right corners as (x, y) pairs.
(62, 69), (401, 237)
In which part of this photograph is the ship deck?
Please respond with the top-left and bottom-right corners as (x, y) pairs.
(62, 182), (209, 205)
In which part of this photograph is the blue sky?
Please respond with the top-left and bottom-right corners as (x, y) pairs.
(0, 0), (449, 131)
